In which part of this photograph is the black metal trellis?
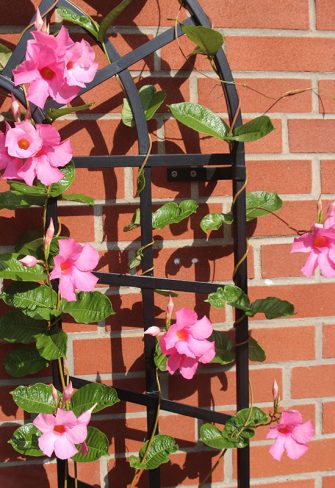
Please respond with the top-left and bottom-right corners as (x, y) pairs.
(0, 1), (249, 486)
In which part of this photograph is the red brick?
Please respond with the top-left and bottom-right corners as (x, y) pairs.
(252, 481), (314, 488)
(226, 37), (335, 72)
(151, 167), (191, 199)
(67, 167), (125, 200)
(0, 463), (57, 488)
(198, 78), (312, 114)
(249, 200), (316, 238)
(58, 206), (95, 242)
(206, 0), (309, 29)
(249, 283), (335, 319)
(199, 159), (312, 198)
(289, 120), (335, 153)
(321, 161), (335, 193)
(252, 326), (315, 362)
(323, 476), (335, 487)
(73, 337), (145, 374)
(169, 367), (283, 407)
(318, 80), (335, 114)
(292, 364), (335, 398)
(316, 0), (335, 30)
(323, 325), (335, 358)
(323, 401), (335, 433)
(241, 438), (335, 478)
(261, 243), (308, 278)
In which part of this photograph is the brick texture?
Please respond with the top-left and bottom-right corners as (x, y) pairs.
(0, 1), (335, 487)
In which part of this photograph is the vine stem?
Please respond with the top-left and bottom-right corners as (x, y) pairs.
(129, 369), (161, 488)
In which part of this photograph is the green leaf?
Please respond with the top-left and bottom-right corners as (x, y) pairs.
(1, 283), (59, 320)
(11, 384), (59, 413)
(226, 116), (274, 142)
(72, 427), (109, 462)
(62, 291), (114, 323)
(35, 327), (68, 360)
(62, 193), (95, 205)
(5, 348), (49, 377)
(154, 289), (178, 298)
(200, 423), (238, 449)
(56, 7), (99, 38)
(9, 161), (75, 198)
(248, 336), (266, 362)
(0, 253), (46, 281)
(129, 245), (145, 270)
(9, 424), (43, 457)
(0, 43), (11, 69)
(200, 213), (225, 234)
(130, 435), (178, 470)
(210, 331), (235, 365)
(71, 383), (119, 416)
(135, 169), (146, 197)
(0, 311), (48, 344)
(231, 407), (268, 430)
(182, 25), (223, 57)
(248, 297), (295, 319)
(123, 208), (141, 232)
(98, 0), (134, 41)
(169, 102), (228, 139)
(206, 285), (251, 313)
(48, 161), (76, 197)
(245, 191), (282, 221)
(16, 236), (60, 260)
(152, 200), (198, 230)
(122, 84), (166, 127)
(0, 191), (45, 209)
(45, 104), (93, 122)
(154, 340), (167, 372)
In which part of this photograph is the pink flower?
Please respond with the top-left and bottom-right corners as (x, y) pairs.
(144, 326), (161, 337)
(2, 122), (72, 186)
(291, 223), (335, 277)
(13, 26), (97, 108)
(0, 130), (20, 178)
(33, 408), (92, 460)
(44, 218), (55, 251)
(50, 239), (99, 302)
(267, 410), (314, 461)
(11, 95), (21, 122)
(19, 255), (38, 267)
(272, 379), (279, 403)
(160, 308), (215, 379)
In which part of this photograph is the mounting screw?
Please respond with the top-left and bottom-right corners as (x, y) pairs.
(190, 170), (197, 177)
(171, 170), (178, 178)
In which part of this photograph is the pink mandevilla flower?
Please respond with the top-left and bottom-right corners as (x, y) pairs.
(13, 24), (97, 108)
(33, 407), (93, 460)
(159, 308), (215, 380)
(50, 239), (99, 302)
(267, 410), (314, 461)
(2, 121), (72, 186)
(291, 204), (335, 277)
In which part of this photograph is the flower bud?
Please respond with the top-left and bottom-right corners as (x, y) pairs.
(167, 296), (174, 316)
(272, 379), (279, 403)
(19, 255), (38, 268)
(11, 94), (21, 122)
(62, 381), (74, 402)
(44, 219), (55, 250)
(34, 8), (44, 31)
(81, 441), (89, 456)
(50, 384), (58, 406)
(144, 326), (161, 337)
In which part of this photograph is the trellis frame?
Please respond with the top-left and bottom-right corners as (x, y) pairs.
(0, 0), (249, 486)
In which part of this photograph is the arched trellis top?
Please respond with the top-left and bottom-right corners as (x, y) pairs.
(0, 1), (249, 487)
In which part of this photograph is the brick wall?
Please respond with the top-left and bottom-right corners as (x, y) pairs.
(0, 0), (335, 487)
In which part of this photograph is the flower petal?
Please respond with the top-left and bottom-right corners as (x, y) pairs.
(284, 436), (308, 460)
(269, 434), (286, 461)
(292, 420), (314, 444)
(175, 308), (198, 328)
(74, 244), (99, 271)
(33, 413), (56, 433)
(38, 432), (57, 457)
(166, 354), (182, 375)
(54, 435), (78, 460)
(71, 268), (98, 293)
(300, 252), (319, 277)
(179, 356), (199, 379)
(189, 315), (213, 340)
